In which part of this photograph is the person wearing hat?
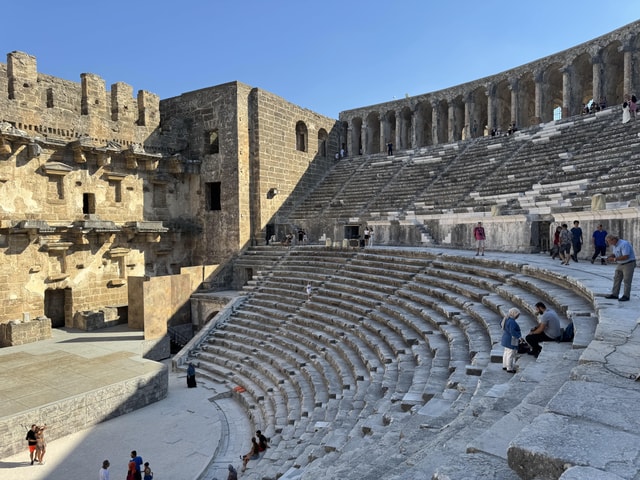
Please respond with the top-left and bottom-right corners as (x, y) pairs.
(500, 307), (522, 373)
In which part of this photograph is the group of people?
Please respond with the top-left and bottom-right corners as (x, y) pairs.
(97, 450), (152, 480)
(622, 94), (637, 123)
(501, 302), (564, 371)
(581, 97), (608, 114)
(551, 220), (584, 265)
(25, 423), (46, 465)
(549, 221), (636, 301)
(238, 429), (270, 474)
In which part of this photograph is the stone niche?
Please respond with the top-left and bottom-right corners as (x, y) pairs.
(72, 307), (124, 331)
(0, 316), (52, 347)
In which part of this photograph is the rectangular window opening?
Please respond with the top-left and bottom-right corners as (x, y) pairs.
(82, 193), (95, 214)
(207, 130), (220, 154)
(205, 182), (221, 211)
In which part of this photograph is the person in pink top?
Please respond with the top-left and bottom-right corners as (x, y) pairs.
(473, 222), (486, 256)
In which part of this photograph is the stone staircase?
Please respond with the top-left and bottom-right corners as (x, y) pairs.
(183, 245), (615, 479)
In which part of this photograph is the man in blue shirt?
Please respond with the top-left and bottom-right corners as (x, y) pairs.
(591, 224), (608, 264)
(604, 234), (636, 301)
(130, 451), (143, 480)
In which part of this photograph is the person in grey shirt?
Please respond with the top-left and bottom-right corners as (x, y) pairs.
(605, 234), (636, 302)
(525, 302), (562, 358)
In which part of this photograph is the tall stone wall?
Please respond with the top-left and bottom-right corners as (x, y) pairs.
(249, 87), (340, 244)
(0, 51), (196, 343)
(0, 364), (167, 459)
(160, 82), (252, 263)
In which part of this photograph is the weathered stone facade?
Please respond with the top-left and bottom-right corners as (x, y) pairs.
(5, 20), (640, 346)
(0, 52), (340, 345)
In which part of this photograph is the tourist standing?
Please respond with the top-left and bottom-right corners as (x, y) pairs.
(387, 142), (393, 155)
(604, 234), (636, 301)
(143, 461), (153, 480)
(130, 451), (143, 480)
(26, 424), (37, 465)
(570, 220), (583, 262)
(623, 101), (631, 123)
(551, 226), (562, 260)
(591, 224), (608, 264)
(473, 222), (486, 256)
(99, 460), (110, 480)
(35, 424), (46, 465)
(501, 308), (522, 373)
(187, 362), (197, 388)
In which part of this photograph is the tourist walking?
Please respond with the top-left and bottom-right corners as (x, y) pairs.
(473, 222), (486, 256)
(559, 224), (572, 265)
(306, 283), (312, 300)
(501, 308), (522, 373)
(570, 220), (583, 262)
(591, 224), (608, 264)
(604, 234), (636, 301)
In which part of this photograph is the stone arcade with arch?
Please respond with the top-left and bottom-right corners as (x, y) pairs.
(340, 21), (639, 152)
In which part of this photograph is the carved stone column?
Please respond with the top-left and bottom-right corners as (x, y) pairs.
(464, 93), (473, 139)
(534, 69), (544, 124)
(448, 101), (456, 143)
(592, 54), (603, 105)
(395, 112), (402, 151)
(362, 119), (368, 155)
(561, 65), (572, 118)
(623, 45), (633, 97)
(431, 100), (440, 145)
(509, 78), (519, 126)
(486, 84), (496, 132)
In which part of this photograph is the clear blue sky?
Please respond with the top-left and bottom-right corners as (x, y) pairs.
(0, 1), (637, 118)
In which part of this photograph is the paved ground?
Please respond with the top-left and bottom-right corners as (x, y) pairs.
(0, 247), (638, 480)
(0, 325), (252, 480)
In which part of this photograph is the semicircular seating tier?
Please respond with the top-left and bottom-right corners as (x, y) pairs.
(188, 246), (598, 479)
(283, 108), (640, 223)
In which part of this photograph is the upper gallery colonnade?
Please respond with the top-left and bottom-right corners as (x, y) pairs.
(339, 20), (640, 155)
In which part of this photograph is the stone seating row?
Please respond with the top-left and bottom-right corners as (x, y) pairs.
(284, 107), (637, 224)
(201, 247), (598, 478)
